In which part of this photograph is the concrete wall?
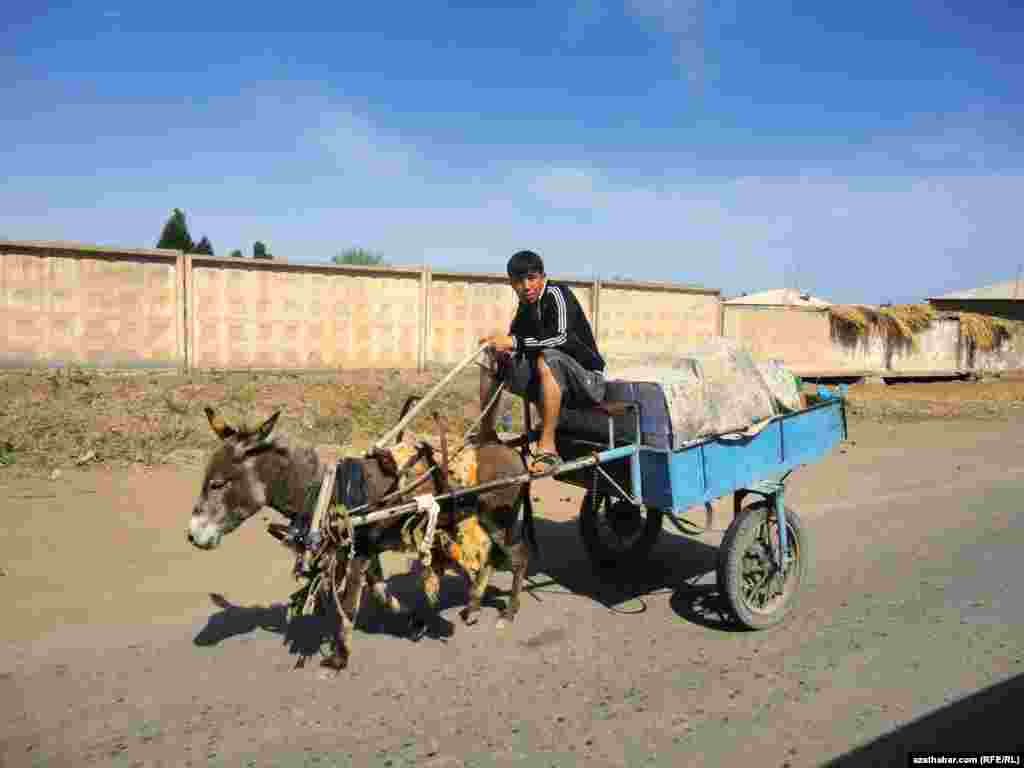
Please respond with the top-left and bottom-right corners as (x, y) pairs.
(723, 306), (832, 372)
(968, 336), (1024, 372)
(6, 238), (1020, 375)
(723, 305), (966, 375)
(0, 240), (718, 371)
(598, 281), (721, 362)
(0, 241), (184, 368)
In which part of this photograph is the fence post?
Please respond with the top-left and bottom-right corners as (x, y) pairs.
(175, 250), (187, 371)
(419, 266), (432, 372)
(185, 253), (196, 371)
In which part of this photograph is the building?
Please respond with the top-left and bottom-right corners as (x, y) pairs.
(724, 288), (831, 307)
(928, 279), (1024, 322)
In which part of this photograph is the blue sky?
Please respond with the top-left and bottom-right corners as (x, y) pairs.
(2, 1), (1022, 303)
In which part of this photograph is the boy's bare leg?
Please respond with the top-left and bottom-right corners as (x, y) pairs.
(531, 354), (562, 469)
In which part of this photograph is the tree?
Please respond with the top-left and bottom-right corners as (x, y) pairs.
(229, 249), (243, 258)
(192, 236), (214, 255)
(333, 247), (385, 266)
(253, 241), (272, 260)
(156, 208), (194, 252)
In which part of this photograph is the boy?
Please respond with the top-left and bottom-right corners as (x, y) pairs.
(478, 250), (606, 473)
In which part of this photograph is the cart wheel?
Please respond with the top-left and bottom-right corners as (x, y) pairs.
(579, 492), (664, 571)
(718, 500), (808, 630)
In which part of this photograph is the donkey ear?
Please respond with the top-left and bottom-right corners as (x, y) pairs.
(205, 406), (237, 440)
(254, 410), (281, 442)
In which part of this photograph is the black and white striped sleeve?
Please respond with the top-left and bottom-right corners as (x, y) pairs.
(522, 285), (568, 349)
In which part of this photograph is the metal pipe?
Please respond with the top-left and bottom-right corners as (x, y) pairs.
(350, 443), (639, 528)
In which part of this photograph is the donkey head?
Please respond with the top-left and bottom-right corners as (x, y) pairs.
(187, 406), (282, 550)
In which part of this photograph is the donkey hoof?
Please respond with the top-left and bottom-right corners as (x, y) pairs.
(317, 665), (342, 680)
(460, 607), (481, 626)
(408, 616), (429, 642)
(319, 654), (348, 672)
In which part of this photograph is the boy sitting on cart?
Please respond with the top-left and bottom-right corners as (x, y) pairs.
(478, 250), (607, 474)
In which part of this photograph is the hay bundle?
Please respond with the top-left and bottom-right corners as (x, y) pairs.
(958, 313), (1020, 352)
(828, 303), (936, 347)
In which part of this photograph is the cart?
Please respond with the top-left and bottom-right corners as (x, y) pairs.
(541, 383), (848, 629)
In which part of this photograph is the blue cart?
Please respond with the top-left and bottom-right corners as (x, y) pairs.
(528, 384), (849, 629)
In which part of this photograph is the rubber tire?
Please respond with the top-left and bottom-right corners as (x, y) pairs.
(719, 500), (809, 630)
(579, 492), (664, 571)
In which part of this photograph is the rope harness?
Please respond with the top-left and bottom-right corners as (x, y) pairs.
(281, 381), (512, 632)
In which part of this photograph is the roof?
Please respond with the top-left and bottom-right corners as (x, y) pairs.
(929, 279), (1024, 301)
(724, 288), (831, 307)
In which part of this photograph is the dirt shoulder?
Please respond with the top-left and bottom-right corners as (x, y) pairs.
(3, 367), (1022, 480)
(838, 378), (1024, 422)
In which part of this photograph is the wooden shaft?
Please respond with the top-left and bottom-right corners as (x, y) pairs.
(372, 343), (489, 452)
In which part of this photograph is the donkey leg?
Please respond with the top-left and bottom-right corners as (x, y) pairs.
(497, 539), (529, 630)
(323, 556), (369, 672)
(406, 557), (445, 641)
(365, 554), (405, 615)
(461, 562), (493, 626)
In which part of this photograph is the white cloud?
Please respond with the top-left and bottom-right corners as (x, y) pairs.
(527, 167), (607, 209)
(311, 109), (417, 177)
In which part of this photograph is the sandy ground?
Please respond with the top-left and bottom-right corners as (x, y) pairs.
(2, 414), (1024, 766)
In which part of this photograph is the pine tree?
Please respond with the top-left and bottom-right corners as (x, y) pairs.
(156, 208), (194, 252)
(253, 241), (272, 260)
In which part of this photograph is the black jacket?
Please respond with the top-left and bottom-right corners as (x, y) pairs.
(509, 280), (605, 372)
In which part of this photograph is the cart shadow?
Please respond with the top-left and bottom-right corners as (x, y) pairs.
(525, 516), (746, 632)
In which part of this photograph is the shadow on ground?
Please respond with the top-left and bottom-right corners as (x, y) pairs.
(823, 672), (1022, 765)
(191, 513), (741, 657)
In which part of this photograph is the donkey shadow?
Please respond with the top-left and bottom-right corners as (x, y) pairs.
(193, 509), (743, 654)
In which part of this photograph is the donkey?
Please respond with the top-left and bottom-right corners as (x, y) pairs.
(187, 406), (537, 671)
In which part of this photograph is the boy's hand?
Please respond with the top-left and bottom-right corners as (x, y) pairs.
(479, 334), (515, 352)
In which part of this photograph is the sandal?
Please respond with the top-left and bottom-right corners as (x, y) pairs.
(529, 451), (563, 474)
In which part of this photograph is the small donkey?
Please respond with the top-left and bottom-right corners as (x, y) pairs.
(187, 406), (537, 671)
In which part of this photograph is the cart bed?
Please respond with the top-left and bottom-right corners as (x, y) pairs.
(555, 393), (847, 514)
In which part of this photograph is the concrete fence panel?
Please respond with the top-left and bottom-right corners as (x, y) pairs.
(187, 255), (423, 369)
(428, 272), (515, 366)
(0, 240), (183, 368)
(599, 281), (720, 363)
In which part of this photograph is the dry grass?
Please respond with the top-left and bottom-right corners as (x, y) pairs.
(830, 303), (1022, 354)
(0, 365), (521, 476)
(958, 313), (1021, 352)
(828, 303), (937, 347)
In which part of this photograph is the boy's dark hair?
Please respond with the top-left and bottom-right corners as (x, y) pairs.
(507, 250), (545, 279)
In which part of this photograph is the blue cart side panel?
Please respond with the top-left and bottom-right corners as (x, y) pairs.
(639, 450), (674, 510)
(666, 400), (846, 512)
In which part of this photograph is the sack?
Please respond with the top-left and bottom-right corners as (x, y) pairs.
(606, 338), (803, 447)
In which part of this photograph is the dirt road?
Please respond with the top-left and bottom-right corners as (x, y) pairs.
(2, 417), (1022, 767)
